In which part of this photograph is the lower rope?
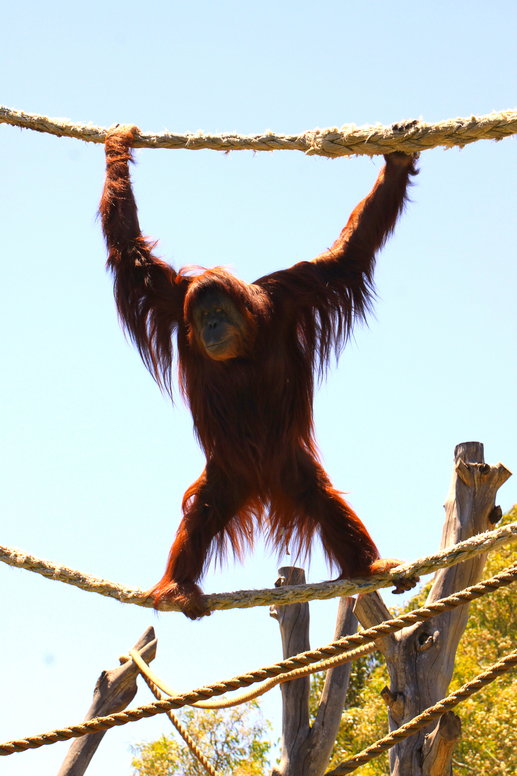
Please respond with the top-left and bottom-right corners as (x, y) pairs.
(133, 643), (375, 776)
(326, 648), (517, 774)
(2, 562), (517, 757)
(129, 643), (377, 709)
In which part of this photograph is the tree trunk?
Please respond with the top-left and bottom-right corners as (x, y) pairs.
(354, 442), (511, 776)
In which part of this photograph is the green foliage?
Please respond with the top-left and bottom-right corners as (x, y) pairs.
(448, 505), (517, 774)
(131, 701), (272, 776)
(316, 506), (517, 775)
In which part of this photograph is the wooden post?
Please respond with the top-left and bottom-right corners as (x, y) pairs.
(57, 626), (157, 776)
(354, 442), (511, 775)
(271, 566), (311, 774)
(271, 567), (358, 776)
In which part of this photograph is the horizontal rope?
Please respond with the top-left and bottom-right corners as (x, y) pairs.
(2, 561), (516, 757)
(1, 106), (516, 157)
(1, 521), (517, 611)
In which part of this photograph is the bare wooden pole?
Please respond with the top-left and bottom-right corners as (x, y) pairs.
(271, 567), (358, 776)
(270, 567), (311, 775)
(57, 627), (157, 776)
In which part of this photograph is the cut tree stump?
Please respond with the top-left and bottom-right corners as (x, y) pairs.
(57, 626), (157, 776)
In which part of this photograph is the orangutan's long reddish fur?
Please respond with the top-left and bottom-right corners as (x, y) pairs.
(99, 126), (418, 618)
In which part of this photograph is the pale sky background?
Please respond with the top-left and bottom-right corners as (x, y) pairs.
(1, 1), (516, 774)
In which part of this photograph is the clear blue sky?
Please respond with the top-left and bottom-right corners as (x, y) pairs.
(1, 1), (516, 773)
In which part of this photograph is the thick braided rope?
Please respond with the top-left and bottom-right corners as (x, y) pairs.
(1, 106), (516, 157)
(326, 648), (517, 774)
(1, 562), (516, 757)
(2, 521), (517, 611)
(129, 643), (377, 710)
(134, 662), (220, 776)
